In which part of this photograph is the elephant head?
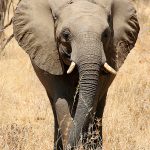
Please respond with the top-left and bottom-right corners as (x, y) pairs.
(13, 0), (139, 148)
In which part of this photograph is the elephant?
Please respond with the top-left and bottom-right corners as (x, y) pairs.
(12, 0), (140, 149)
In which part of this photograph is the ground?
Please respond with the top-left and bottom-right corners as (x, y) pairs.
(0, 0), (150, 149)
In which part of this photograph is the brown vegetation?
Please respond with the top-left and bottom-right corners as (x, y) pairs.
(0, 0), (149, 149)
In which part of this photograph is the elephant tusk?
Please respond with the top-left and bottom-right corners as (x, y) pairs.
(104, 63), (117, 75)
(67, 62), (76, 74)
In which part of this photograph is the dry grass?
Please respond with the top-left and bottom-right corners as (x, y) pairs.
(0, 38), (54, 149)
(0, 0), (150, 149)
(103, 1), (150, 149)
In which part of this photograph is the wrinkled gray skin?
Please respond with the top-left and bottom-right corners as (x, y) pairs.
(13, 0), (140, 149)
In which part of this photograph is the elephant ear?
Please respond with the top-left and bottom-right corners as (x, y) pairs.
(13, 0), (64, 75)
(112, 0), (140, 70)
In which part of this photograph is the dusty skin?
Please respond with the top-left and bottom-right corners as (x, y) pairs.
(0, 0), (150, 149)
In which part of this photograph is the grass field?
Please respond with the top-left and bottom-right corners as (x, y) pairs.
(0, 0), (150, 149)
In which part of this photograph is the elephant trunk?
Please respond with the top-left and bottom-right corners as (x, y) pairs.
(67, 33), (106, 148)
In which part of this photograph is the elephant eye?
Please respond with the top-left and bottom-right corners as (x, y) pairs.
(61, 28), (72, 42)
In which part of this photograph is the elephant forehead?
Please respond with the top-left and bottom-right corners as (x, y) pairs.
(59, 1), (108, 19)
(56, 1), (109, 36)
(49, 0), (110, 16)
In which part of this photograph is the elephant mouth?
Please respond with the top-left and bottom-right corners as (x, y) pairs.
(67, 61), (117, 75)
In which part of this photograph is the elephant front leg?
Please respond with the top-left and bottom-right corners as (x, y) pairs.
(81, 93), (107, 150)
(93, 93), (108, 149)
(90, 74), (115, 149)
(47, 93), (63, 150)
(53, 112), (63, 150)
(55, 98), (73, 149)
